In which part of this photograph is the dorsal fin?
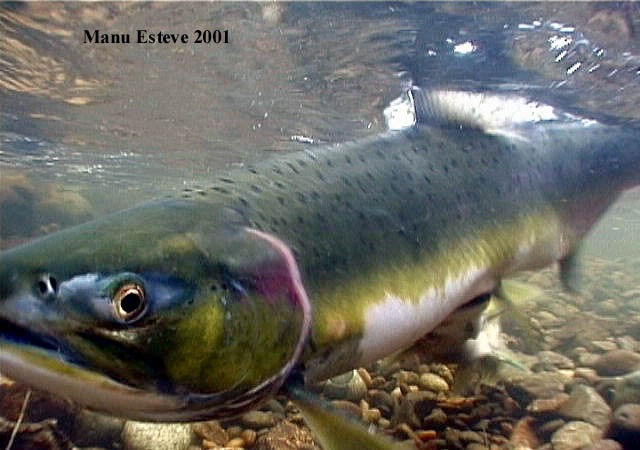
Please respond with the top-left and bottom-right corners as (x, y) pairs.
(409, 87), (581, 137)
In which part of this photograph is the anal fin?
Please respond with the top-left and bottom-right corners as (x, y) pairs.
(286, 384), (412, 450)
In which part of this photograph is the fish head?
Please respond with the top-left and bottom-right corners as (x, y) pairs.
(0, 199), (310, 421)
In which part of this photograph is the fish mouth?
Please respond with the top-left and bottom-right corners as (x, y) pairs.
(0, 320), (195, 421)
(0, 318), (285, 422)
(0, 317), (64, 356)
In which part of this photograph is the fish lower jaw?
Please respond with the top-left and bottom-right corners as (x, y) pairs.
(0, 343), (184, 421)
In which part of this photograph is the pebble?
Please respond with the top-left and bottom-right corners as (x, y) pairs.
(616, 336), (639, 352)
(331, 399), (361, 418)
(580, 439), (623, 450)
(573, 367), (600, 384)
(226, 426), (242, 439)
(367, 389), (394, 416)
(121, 422), (196, 450)
(356, 368), (373, 388)
(253, 420), (314, 450)
(240, 411), (278, 429)
(558, 385), (612, 429)
(193, 421), (228, 446)
(608, 403), (640, 449)
(423, 408), (448, 429)
(429, 364), (455, 386)
(613, 370), (640, 407)
(458, 430), (484, 443)
(402, 391), (438, 427)
(611, 403), (640, 432)
(394, 370), (420, 386)
(527, 393), (569, 414)
(550, 421), (602, 450)
(323, 369), (368, 401)
(241, 429), (257, 447)
(465, 444), (487, 450)
(418, 373), (449, 393)
(505, 371), (569, 404)
(589, 349), (640, 376)
(225, 437), (245, 448)
(538, 418), (566, 436)
(533, 351), (575, 371)
(71, 409), (125, 448)
(362, 407), (381, 424)
(416, 429), (437, 441)
(444, 428), (463, 448)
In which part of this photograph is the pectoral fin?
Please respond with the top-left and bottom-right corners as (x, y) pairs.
(559, 250), (581, 293)
(494, 279), (543, 306)
(287, 384), (411, 450)
(494, 279), (544, 354)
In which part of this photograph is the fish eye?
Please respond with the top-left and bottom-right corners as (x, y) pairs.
(112, 283), (147, 323)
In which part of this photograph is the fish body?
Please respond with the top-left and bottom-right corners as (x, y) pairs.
(1, 89), (639, 425)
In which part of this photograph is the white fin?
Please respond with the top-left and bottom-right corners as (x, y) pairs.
(410, 87), (580, 140)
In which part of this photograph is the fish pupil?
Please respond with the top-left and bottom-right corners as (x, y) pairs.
(120, 292), (142, 314)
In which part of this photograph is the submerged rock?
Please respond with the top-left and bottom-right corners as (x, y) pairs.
(558, 385), (611, 429)
(253, 420), (315, 450)
(550, 421), (603, 450)
(581, 439), (623, 450)
(71, 410), (124, 449)
(121, 422), (196, 450)
(533, 351), (575, 371)
(607, 403), (640, 447)
(240, 410), (280, 429)
(418, 373), (450, 393)
(505, 371), (569, 404)
(613, 371), (640, 408)
(589, 350), (640, 377)
(192, 421), (228, 446)
(322, 369), (368, 402)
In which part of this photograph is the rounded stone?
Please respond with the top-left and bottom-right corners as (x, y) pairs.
(192, 421), (228, 446)
(362, 407), (381, 424)
(613, 370), (640, 407)
(608, 404), (640, 448)
(72, 409), (125, 448)
(611, 403), (640, 432)
(241, 429), (257, 447)
(534, 350), (575, 371)
(323, 369), (368, 402)
(331, 399), (361, 418)
(558, 385), (612, 429)
(225, 437), (245, 448)
(253, 420), (314, 450)
(418, 373), (449, 393)
(505, 371), (569, 403)
(550, 421), (603, 450)
(356, 368), (373, 389)
(422, 408), (448, 429)
(367, 389), (394, 416)
(122, 422), (196, 450)
(590, 350), (640, 376)
(240, 410), (278, 429)
(527, 393), (570, 415)
(394, 370), (420, 386)
(580, 439), (623, 450)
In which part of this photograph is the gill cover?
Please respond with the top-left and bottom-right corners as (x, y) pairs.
(0, 206), (310, 421)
